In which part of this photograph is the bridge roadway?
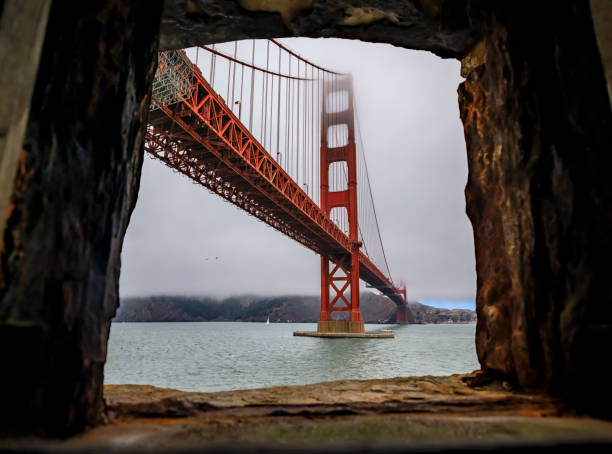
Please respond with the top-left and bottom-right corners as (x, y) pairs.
(145, 49), (407, 309)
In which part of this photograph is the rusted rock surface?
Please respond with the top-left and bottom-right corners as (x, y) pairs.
(1, 0), (612, 439)
(64, 376), (612, 448)
(458, 2), (612, 415)
(103, 374), (563, 420)
(160, 0), (477, 58)
(4, 376), (612, 449)
(159, 1), (612, 419)
(1, 0), (480, 438)
(0, 1), (163, 436)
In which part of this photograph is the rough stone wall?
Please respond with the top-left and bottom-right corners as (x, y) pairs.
(160, 0), (476, 58)
(459, 1), (612, 415)
(0, 1), (163, 436)
(0, 1), (51, 245)
(0, 0), (478, 437)
(591, 0), (612, 106)
(161, 0), (612, 416)
(1, 0), (612, 438)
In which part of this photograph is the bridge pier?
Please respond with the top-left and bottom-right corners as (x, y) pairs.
(396, 306), (410, 324)
(317, 320), (364, 334)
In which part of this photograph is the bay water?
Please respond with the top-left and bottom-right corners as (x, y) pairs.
(105, 322), (478, 392)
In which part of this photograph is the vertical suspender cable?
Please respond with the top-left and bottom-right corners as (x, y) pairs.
(263, 41), (270, 149)
(260, 41), (267, 144)
(311, 65), (314, 200)
(231, 41), (237, 114)
(296, 59), (300, 187)
(276, 45), (281, 164)
(226, 44), (232, 102)
(210, 43), (216, 87)
(239, 59), (244, 122)
(318, 68), (321, 205)
(291, 59), (295, 179)
(302, 61), (308, 191)
(286, 55), (291, 176)
(249, 40), (255, 131)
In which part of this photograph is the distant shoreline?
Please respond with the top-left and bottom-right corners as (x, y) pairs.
(113, 293), (477, 325)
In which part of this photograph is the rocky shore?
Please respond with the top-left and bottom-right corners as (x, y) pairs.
(52, 373), (611, 450)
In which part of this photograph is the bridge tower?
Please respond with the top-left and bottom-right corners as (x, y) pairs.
(396, 284), (411, 324)
(318, 75), (364, 334)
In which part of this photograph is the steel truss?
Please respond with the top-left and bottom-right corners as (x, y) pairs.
(145, 49), (411, 325)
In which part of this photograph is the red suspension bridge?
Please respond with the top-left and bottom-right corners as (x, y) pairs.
(145, 39), (414, 333)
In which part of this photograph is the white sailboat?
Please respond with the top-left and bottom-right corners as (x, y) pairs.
(266, 316), (270, 325)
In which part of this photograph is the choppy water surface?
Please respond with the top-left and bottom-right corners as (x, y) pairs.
(105, 322), (478, 392)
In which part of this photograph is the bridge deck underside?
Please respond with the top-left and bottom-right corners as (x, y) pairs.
(145, 74), (405, 307)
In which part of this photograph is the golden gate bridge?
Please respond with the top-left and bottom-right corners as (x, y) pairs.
(145, 39), (414, 333)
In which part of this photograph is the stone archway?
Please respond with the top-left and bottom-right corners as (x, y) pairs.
(1, 0), (611, 436)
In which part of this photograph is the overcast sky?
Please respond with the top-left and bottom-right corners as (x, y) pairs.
(119, 38), (475, 305)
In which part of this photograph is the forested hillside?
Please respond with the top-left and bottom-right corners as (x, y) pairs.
(114, 293), (476, 324)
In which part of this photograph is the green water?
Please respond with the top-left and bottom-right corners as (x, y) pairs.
(105, 322), (478, 392)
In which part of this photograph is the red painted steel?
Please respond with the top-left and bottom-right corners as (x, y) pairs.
(319, 75), (362, 323)
(394, 283), (414, 324)
(145, 49), (412, 323)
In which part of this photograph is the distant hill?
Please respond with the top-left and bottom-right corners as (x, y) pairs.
(114, 293), (476, 324)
